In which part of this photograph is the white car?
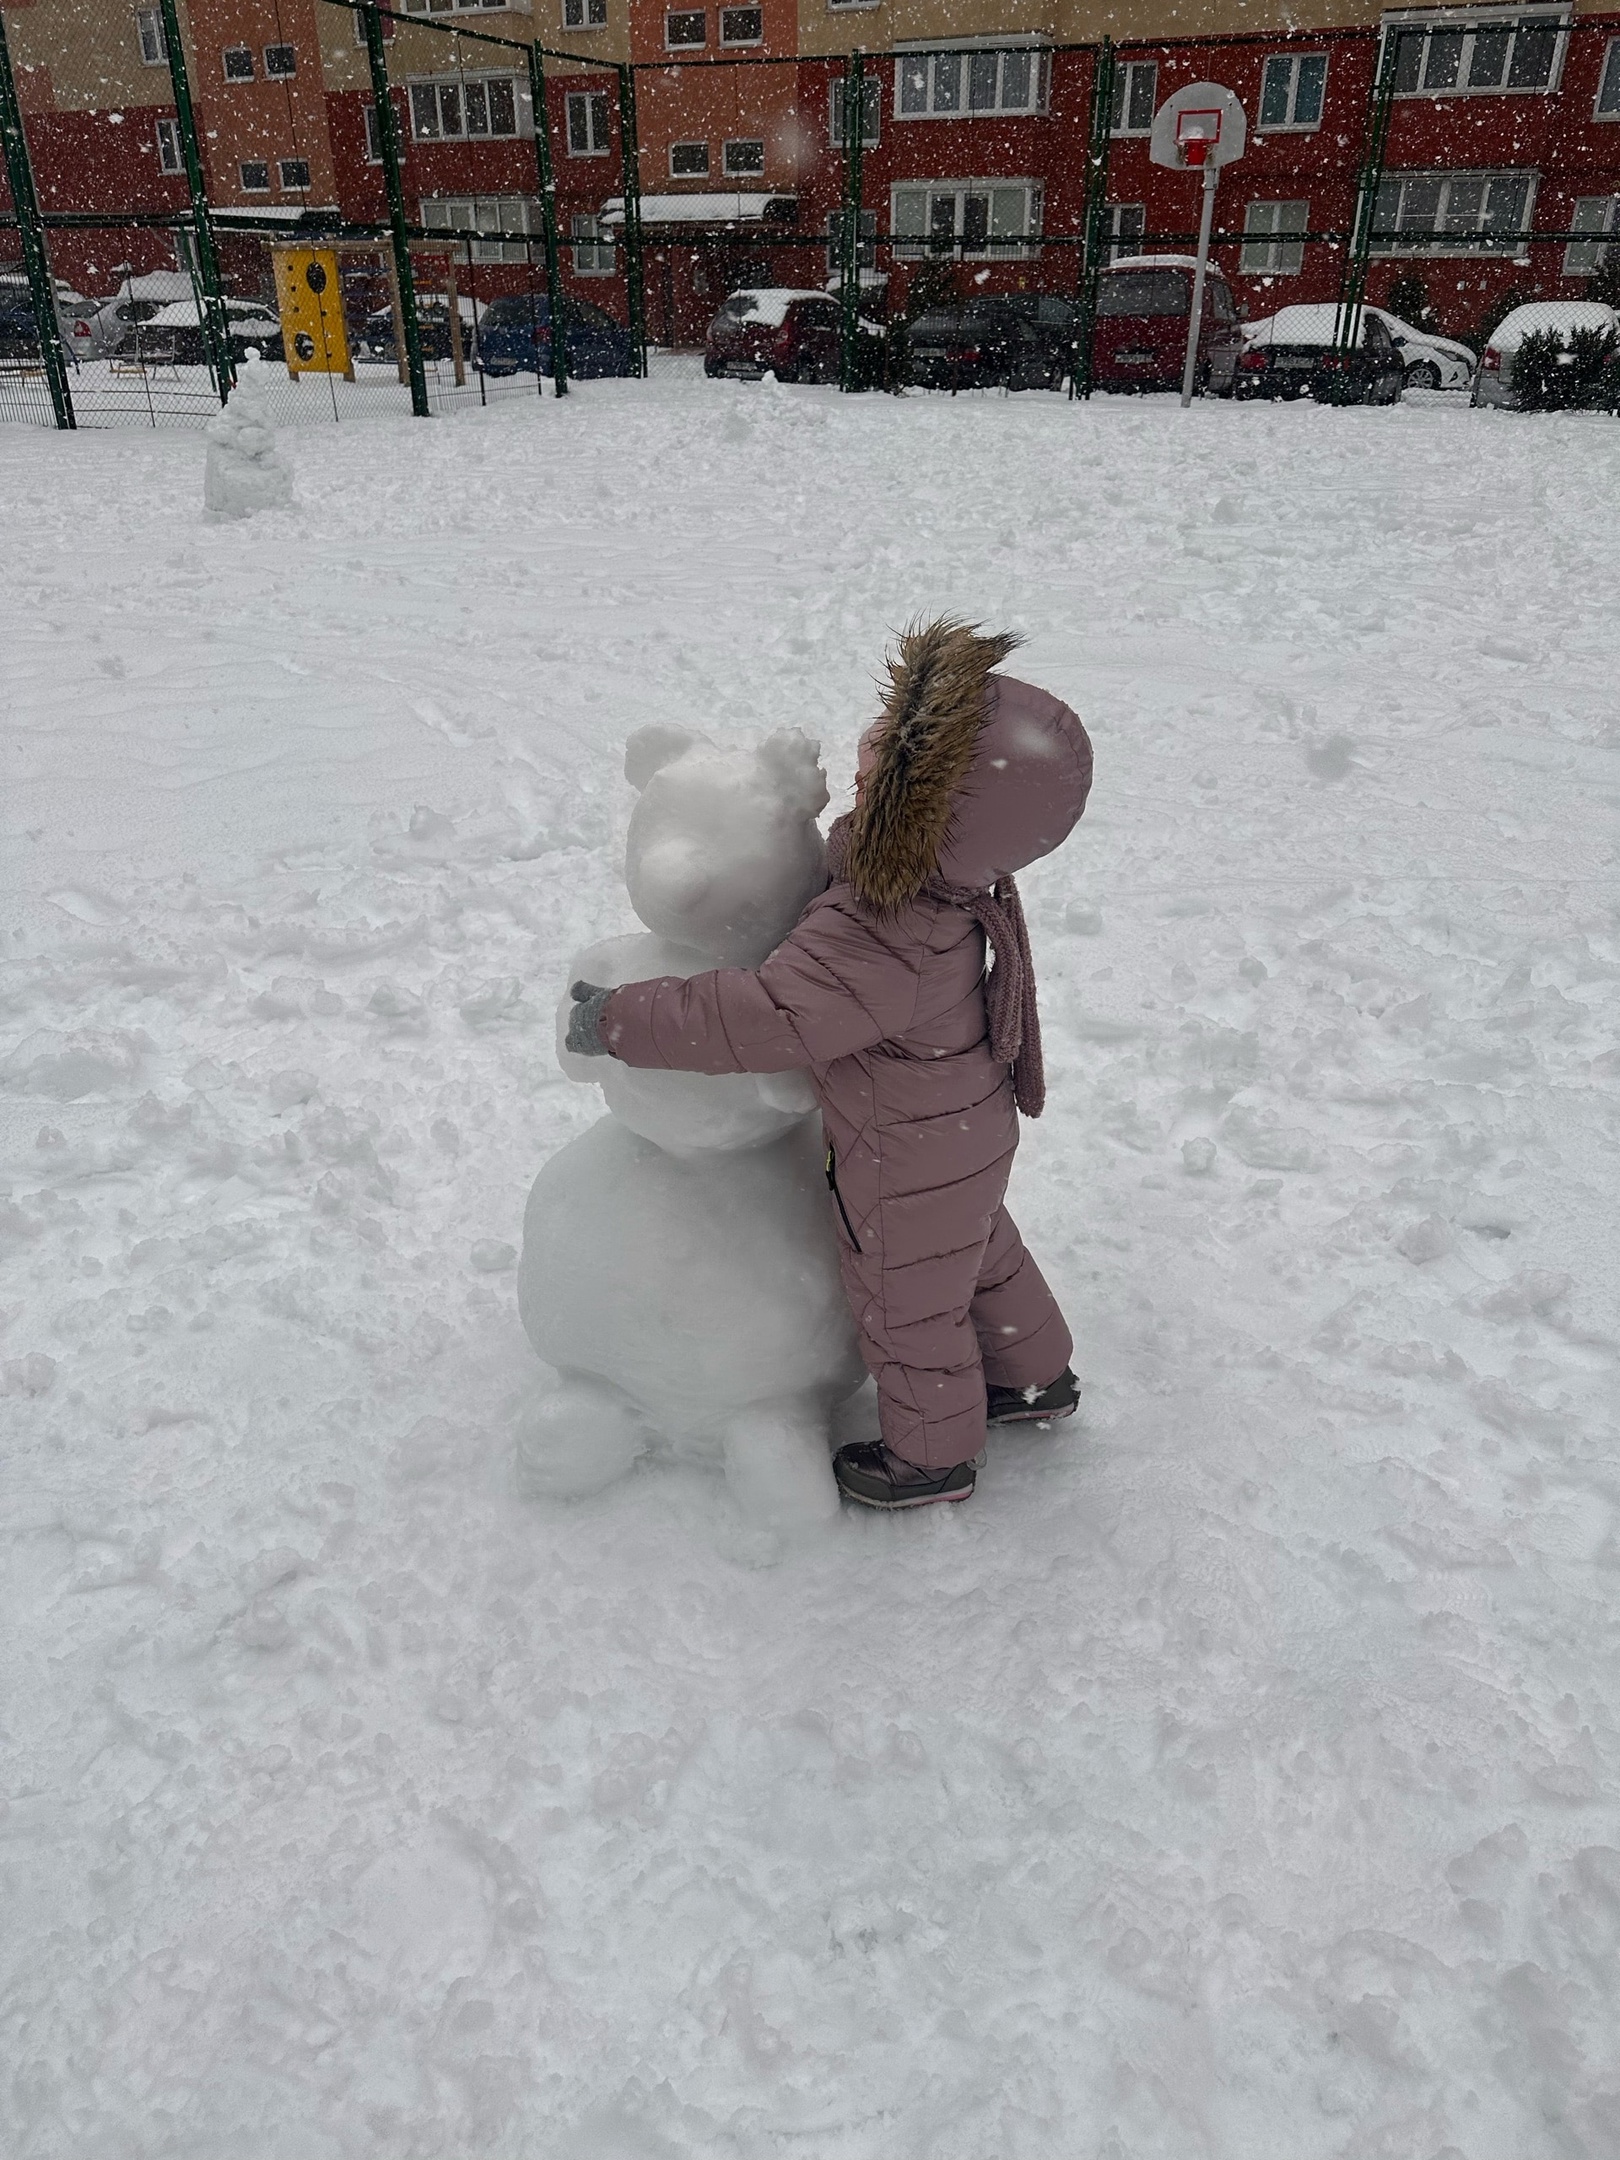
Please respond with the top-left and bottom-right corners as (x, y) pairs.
(1472, 299), (1620, 407)
(1364, 308), (1476, 391)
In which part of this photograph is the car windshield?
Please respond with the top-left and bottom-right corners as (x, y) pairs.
(1097, 270), (1189, 318)
(481, 296), (541, 328)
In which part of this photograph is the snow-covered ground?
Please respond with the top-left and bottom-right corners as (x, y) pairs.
(3, 381), (1618, 2159)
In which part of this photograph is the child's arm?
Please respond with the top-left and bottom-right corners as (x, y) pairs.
(589, 896), (924, 1075)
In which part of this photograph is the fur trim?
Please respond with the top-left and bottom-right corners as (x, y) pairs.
(844, 618), (1021, 913)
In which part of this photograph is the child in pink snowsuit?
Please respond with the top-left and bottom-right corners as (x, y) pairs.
(567, 620), (1094, 1508)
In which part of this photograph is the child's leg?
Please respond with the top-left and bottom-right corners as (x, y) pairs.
(970, 1207), (1073, 1391)
(840, 1242), (994, 1473)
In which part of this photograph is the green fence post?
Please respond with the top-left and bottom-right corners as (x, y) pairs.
(0, 4), (74, 428)
(1071, 38), (1115, 401)
(1336, 25), (1403, 354)
(527, 44), (568, 397)
(615, 63), (646, 377)
(837, 49), (865, 393)
(156, 0), (232, 402)
(362, 1), (429, 416)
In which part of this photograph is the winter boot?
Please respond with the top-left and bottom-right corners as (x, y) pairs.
(985, 1368), (1080, 1426)
(833, 1441), (981, 1510)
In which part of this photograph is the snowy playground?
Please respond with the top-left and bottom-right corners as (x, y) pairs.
(3, 380), (1619, 2157)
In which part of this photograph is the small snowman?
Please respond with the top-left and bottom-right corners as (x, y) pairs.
(203, 350), (291, 520)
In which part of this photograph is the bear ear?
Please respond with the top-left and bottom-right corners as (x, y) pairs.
(624, 723), (698, 792)
(756, 728), (830, 818)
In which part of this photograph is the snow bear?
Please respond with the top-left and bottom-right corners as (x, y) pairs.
(515, 723), (867, 1530)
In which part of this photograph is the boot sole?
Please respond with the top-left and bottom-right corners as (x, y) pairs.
(986, 1401), (1077, 1427)
(838, 1481), (975, 1510)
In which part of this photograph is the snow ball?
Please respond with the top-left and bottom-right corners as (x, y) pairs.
(470, 1239), (516, 1273)
(1305, 734), (1356, 781)
(1396, 1215), (1451, 1264)
(1181, 1137), (1217, 1175)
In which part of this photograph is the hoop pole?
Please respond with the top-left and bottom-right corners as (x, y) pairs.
(616, 63), (646, 376)
(838, 50), (866, 393)
(0, 5), (74, 428)
(527, 44), (568, 397)
(362, 2), (429, 416)
(1336, 22), (1403, 352)
(1072, 36), (1115, 400)
(1179, 158), (1218, 408)
(156, 0), (232, 402)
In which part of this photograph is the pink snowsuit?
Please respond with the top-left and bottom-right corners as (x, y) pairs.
(600, 655), (1093, 1470)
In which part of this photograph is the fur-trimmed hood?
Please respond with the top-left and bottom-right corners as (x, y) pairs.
(841, 620), (1093, 912)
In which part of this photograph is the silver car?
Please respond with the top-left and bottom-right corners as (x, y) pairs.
(1472, 299), (1620, 407)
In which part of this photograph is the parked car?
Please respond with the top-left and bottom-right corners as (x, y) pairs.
(112, 296), (283, 366)
(0, 287), (43, 360)
(69, 292), (173, 362)
(1471, 299), (1620, 408)
(474, 292), (637, 379)
(0, 272), (97, 356)
(1089, 255), (1243, 395)
(704, 289), (880, 384)
(904, 298), (1067, 392)
(1236, 305), (1405, 404)
(1365, 307), (1475, 390)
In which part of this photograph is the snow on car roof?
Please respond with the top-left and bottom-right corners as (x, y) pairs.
(143, 298), (279, 327)
(723, 289), (837, 326)
(1488, 300), (1619, 349)
(1100, 254), (1204, 273)
(1245, 304), (1370, 346)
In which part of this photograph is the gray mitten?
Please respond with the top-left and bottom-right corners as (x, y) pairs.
(565, 980), (613, 1057)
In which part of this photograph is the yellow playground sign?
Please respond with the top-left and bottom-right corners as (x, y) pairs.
(271, 247), (354, 381)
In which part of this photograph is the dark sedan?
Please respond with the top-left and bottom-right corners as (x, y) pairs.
(472, 293), (636, 379)
(905, 299), (1068, 393)
(1235, 304), (1405, 405)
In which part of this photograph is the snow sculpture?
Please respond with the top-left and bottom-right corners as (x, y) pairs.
(202, 353), (291, 520)
(516, 725), (867, 1529)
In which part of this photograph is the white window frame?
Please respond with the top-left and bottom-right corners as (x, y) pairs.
(1109, 59), (1157, 135)
(1381, 7), (1569, 99)
(572, 213), (615, 275)
(566, 89), (611, 155)
(264, 43), (296, 78)
(665, 8), (707, 48)
(1258, 53), (1327, 130)
(563, 0), (609, 26)
(136, 8), (167, 65)
(239, 159), (271, 192)
(722, 136), (766, 176)
(1240, 198), (1309, 273)
(894, 41), (1051, 121)
(223, 45), (255, 81)
(669, 139), (710, 176)
(1372, 168), (1538, 254)
(890, 178), (1044, 261)
(1564, 195), (1620, 272)
(1597, 38), (1620, 118)
(400, 0), (512, 15)
(155, 118), (182, 173)
(421, 195), (541, 262)
(718, 5), (763, 46)
(1107, 202), (1145, 259)
(408, 74), (526, 141)
(278, 156), (311, 191)
(830, 75), (881, 147)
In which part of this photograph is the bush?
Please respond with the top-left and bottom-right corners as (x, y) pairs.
(1510, 323), (1620, 410)
(1384, 274), (1436, 332)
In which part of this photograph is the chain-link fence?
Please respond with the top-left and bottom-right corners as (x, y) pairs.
(4, 2), (1617, 427)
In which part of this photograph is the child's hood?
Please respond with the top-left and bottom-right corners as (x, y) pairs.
(842, 620), (1093, 909)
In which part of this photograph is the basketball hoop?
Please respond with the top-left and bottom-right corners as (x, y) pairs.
(1175, 109), (1222, 168)
(1148, 83), (1248, 407)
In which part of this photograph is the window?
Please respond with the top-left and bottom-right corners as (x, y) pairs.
(1384, 9), (1567, 98)
(1565, 195), (1620, 272)
(892, 180), (1043, 260)
(364, 101), (385, 161)
(722, 137), (765, 175)
(1598, 39), (1620, 117)
(566, 90), (611, 154)
(421, 195), (541, 262)
(354, 6), (395, 38)
(825, 205), (877, 272)
(136, 8), (167, 65)
(670, 140), (710, 176)
(264, 43), (296, 78)
(896, 44), (1050, 119)
(240, 160), (271, 191)
(1107, 203), (1145, 259)
(563, 0), (609, 25)
(155, 118), (182, 174)
(720, 6), (762, 43)
(1240, 198), (1309, 273)
(666, 10), (706, 46)
(829, 75), (881, 146)
(400, 0), (511, 14)
(1109, 59), (1157, 134)
(1259, 53), (1326, 128)
(1372, 169), (1536, 252)
(572, 213), (615, 274)
(223, 46), (255, 81)
(409, 76), (521, 140)
(279, 157), (311, 190)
